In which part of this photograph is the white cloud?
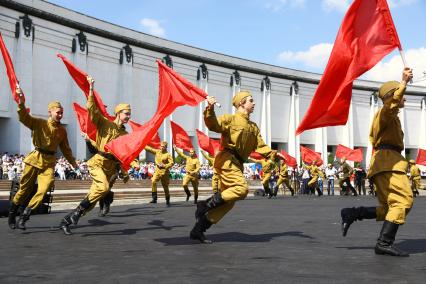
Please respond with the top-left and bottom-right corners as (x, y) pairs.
(265, 0), (306, 12)
(388, 0), (418, 8)
(364, 47), (426, 86)
(140, 18), (165, 37)
(321, 0), (350, 12)
(277, 43), (333, 69)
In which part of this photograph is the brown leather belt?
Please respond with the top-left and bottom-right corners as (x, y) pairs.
(224, 148), (245, 164)
(374, 144), (403, 153)
(35, 147), (56, 155)
(98, 151), (118, 161)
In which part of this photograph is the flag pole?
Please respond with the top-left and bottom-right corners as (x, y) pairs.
(399, 48), (413, 84)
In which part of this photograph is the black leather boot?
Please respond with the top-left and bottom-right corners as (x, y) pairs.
(195, 192), (225, 220)
(194, 194), (198, 204)
(341, 206), (376, 236)
(375, 221), (409, 257)
(149, 192), (157, 204)
(183, 186), (191, 202)
(8, 202), (19, 229)
(60, 198), (91, 235)
(166, 196), (171, 207)
(102, 191), (114, 216)
(98, 198), (105, 217)
(289, 188), (295, 196)
(264, 185), (271, 197)
(190, 214), (213, 244)
(17, 207), (31, 230)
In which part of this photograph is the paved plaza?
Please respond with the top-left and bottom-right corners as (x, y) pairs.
(1, 195), (425, 283)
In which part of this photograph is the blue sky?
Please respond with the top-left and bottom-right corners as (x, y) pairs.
(47, 0), (426, 85)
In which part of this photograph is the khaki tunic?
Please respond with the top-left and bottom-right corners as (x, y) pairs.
(277, 163), (292, 190)
(176, 149), (200, 194)
(85, 93), (128, 204)
(146, 146), (173, 196)
(204, 108), (274, 224)
(368, 84), (413, 224)
(251, 158), (276, 187)
(308, 164), (322, 187)
(202, 151), (219, 193)
(410, 165), (421, 190)
(13, 103), (76, 209)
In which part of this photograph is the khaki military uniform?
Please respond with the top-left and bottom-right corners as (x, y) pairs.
(202, 151), (219, 193)
(145, 146), (173, 198)
(176, 149), (201, 196)
(251, 158), (277, 189)
(277, 163), (292, 191)
(204, 108), (274, 224)
(409, 164), (421, 193)
(368, 84), (413, 225)
(307, 164), (322, 188)
(84, 93), (130, 207)
(13, 103), (76, 210)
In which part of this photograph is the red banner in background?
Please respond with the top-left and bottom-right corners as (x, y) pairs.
(196, 129), (220, 157)
(300, 146), (323, 166)
(0, 33), (25, 103)
(336, 144), (363, 162)
(171, 121), (193, 152)
(415, 148), (426, 166)
(279, 150), (298, 168)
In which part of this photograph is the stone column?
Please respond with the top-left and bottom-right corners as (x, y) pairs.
(229, 71), (240, 114)
(260, 77), (271, 147)
(288, 82), (300, 165)
(366, 93), (378, 167)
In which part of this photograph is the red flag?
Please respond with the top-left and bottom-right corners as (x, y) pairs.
(148, 132), (161, 149)
(196, 129), (220, 157)
(57, 54), (114, 121)
(300, 146), (323, 166)
(296, 0), (401, 134)
(105, 59), (207, 169)
(0, 33), (25, 103)
(415, 149), (426, 166)
(250, 151), (265, 161)
(279, 150), (298, 168)
(336, 144), (363, 162)
(72, 102), (97, 141)
(171, 121), (193, 152)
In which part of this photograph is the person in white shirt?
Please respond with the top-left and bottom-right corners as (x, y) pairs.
(325, 164), (337, 195)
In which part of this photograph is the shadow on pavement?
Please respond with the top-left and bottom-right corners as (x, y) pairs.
(154, 230), (314, 246)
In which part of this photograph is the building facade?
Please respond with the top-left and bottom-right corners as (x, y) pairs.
(0, 0), (425, 167)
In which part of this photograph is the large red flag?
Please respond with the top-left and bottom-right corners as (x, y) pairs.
(0, 33), (25, 103)
(196, 129), (220, 157)
(336, 144), (363, 162)
(72, 102), (97, 141)
(250, 151), (265, 161)
(300, 146), (323, 166)
(171, 121), (193, 152)
(57, 54), (114, 121)
(105, 59), (207, 169)
(279, 150), (298, 168)
(296, 0), (401, 134)
(148, 132), (161, 149)
(415, 149), (426, 166)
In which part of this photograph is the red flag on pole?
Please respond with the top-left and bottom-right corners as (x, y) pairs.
(72, 102), (97, 141)
(105, 59), (207, 169)
(336, 144), (363, 162)
(296, 0), (402, 135)
(300, 146), (323, 166)
(57, 54), (114, 121)
(279, 150), (298, 168)
(0, 33), (25, 103)
(171, 121), (193, 152)
(196, 129), (220, 157)
(415, 148), (426, 166)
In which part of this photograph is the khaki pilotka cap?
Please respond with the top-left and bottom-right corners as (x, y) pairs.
(48, 101), (62, 110)
(114, 103), (131, 114)
(232, 91), (252, 108)
(378, 81), (400, 100)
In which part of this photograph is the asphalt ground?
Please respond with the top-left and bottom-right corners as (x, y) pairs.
(1, 195), (425, 283)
